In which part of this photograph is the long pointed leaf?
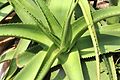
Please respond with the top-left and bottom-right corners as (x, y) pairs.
(35, 44), (60, 80)
(0, 24), (52, 46)
(60, 0), (75, 51)
(78, 0), (101, 79)
(35, 0), (62, 38)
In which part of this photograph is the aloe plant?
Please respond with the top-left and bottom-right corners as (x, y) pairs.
(0, 0), (120, 80)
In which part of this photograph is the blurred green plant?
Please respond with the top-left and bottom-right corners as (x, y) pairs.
(0, 0), (120, 80)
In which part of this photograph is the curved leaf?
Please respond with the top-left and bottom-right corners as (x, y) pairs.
(11, 0), (61, 47)
(71, 6), (120, 48)
(78, 0), (101, 79)
(0, 23), (52, 46)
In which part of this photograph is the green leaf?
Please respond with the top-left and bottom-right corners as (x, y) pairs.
(8, 0), (36, 60)
(48, 0), (74, 26)
(71, 6), (120, 49)
(7, 1), (35, 73)
(12, 0), (60, 47)
(4, 34), (31, 80)
(15, 39), (30, 56)
(77, 23), (120, 58)
(60, 0), (75, 51)
(14, 51), (46, 80)
(59, 50), (84, 80)
(0, 5), (13, 21)
(81, 56), (117, 80)
(106, 16), (119, 25)
(16, 0), (49, 28)
(78, 0), (101, 79)
(8, 0), (35, 24)
(16, 52), (35, 68)
(0, 23), (52, 46)
(35, 0), (62, 38)
(108, 56), (117, 80)
(16, 44), (44, 67)
(35, 44), (59, 80)
(82, 60), (108, 80)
